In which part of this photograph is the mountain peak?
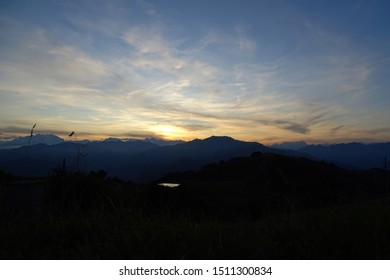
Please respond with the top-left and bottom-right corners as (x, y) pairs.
(203, 136), (236, 143)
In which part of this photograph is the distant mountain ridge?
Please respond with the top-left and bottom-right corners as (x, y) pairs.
(144, 138), (185, 146)
(269, 141), (308, 150)
(297, 142), (390, 170)
(0, 134), (65, 148)
(0, 135), (389, 180)
(269, 140), (390, 170)
(0, 136), (270, 181)
(0, 134), (184, 149)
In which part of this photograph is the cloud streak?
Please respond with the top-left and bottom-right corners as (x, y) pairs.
(0, 1), (389, 143)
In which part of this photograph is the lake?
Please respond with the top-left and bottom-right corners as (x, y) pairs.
(158, 183), (180, 188)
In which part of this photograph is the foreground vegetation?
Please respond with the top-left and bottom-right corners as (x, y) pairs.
(1, 153), (389, 259)
(1, 196), (390, 259)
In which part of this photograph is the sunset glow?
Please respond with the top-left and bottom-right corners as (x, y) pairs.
(1, 0), (389, 143)
(152, 125), (186, 140)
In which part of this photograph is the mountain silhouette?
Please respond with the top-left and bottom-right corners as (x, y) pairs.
(1, 135), (389, 181)
(0, 136), (270, 181)
(129, 136), (271, 181)
(298, 142), (390, 169)
(0, 134), (64, 149)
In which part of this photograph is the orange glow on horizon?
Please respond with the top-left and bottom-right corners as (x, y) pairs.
(151, 125), (188, 140)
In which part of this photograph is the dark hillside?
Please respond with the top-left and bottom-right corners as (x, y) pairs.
(1, 151), (389, 259)
(159, 152), (388, 218)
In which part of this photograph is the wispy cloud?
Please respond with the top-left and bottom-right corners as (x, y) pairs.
(235, 25), (257, 54)
(124, 26), (170, 55)
(0, 1), (389, 143)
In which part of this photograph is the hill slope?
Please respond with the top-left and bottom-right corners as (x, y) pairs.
(159, 151), (388, 216)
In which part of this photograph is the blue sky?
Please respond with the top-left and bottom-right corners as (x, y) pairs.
(1, 0), (389, 143)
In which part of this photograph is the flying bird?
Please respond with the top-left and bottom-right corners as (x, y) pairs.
(69, 131), (75, 137)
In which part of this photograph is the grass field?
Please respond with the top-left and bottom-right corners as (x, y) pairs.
(1, 176), (389, 259)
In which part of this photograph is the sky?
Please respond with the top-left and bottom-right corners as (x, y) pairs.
(0, 0), (389, 144)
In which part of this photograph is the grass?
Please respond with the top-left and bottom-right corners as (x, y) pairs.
(1, 195), (389, 259)
(1, 166), (390, 260)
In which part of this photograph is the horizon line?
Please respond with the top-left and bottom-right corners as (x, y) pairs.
(1, 132), (389, 146)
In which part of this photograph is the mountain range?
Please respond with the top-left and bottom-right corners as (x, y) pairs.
(0, 134), (388, 181)
(270, 141), (390, 170)
(0, 134), (65, 149)
(0, 134), (183, 149)
(0, 135), (271, 181)
(298, 142), (390, 170)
